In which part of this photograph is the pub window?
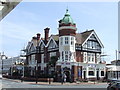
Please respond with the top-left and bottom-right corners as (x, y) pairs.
(65, 37), (69, 44)
(84, 52), (87, 62)
(60, 37), (63, 45)
(92, 54), (94, 62)
(65, 51), (68, 61)
(101, 71), (104, 76)
(88, 71), (94, 76)
(71, 37), (74, 45)
(88, 53), (91, 61)
(92, 41), (94, 48)
(87, 41), (90, 48)
(62, 51), (64, 61)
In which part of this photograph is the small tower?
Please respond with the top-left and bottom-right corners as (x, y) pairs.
(58, 9), (77, 64)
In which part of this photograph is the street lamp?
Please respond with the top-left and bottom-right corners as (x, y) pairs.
(1, 53), (6, 75)
(115, 50), (119, 80)
(11, 57), (13, 76)
(35, 60), (38, 84)
(61, 67), (64, 85)
(1, 56), (3, 75)
(48, 64), (52, 84)
(22, 62), (24, 78)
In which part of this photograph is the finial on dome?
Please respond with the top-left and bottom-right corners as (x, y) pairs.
(66, 6), (68, 13)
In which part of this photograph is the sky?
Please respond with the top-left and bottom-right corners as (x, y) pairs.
(0, 1), (118, 63)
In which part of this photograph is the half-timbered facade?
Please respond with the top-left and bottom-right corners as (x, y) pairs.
(24, 9), (106, 82)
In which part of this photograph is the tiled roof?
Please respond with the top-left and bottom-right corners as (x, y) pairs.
(75, 30), (94, 44)
(51, 34), (59, 41)
(28, 30), (94, 47)
(49, 30), (94, 45)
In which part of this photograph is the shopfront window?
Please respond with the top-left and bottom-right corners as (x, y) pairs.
(88, 71), (94, 76)
(101, 71), (104, 76)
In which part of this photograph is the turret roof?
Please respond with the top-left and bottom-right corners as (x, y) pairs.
(61, 9), (75, 25)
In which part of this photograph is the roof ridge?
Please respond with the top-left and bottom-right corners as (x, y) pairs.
(81, 29), (94, 34)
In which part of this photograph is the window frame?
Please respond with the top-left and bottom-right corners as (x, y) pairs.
(65, 37), (69, 44)
(88, 71), (94, 76)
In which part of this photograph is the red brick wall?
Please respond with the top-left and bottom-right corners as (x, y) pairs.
(72, 66), (78, 81)
(35, 53), (41, 63)
(76, 51), (83, 62)
(59, 29), (76, 36)
(59, 23), (76, 27)
(44, 47), (49, 63)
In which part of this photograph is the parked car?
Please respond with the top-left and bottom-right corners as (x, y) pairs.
(107, 81), (120, 90)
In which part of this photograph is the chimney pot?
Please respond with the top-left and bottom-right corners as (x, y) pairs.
(36, 33), (41, 40)
(44, 27), (50, 44)
(32, 36), (37, 40)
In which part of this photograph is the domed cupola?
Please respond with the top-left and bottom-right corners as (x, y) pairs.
(58, 9), (77, 36)
(61, 9), (75, 25)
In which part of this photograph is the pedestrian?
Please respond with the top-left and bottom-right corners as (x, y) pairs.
(21, 76), (23, 82)
(64, 74), (67, 83)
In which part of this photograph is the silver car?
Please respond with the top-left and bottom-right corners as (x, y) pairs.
(107, 81), (120, 90)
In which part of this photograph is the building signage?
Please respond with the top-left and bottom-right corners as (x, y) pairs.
(61, 62), (70, 65)
(88, 64), (96, 68)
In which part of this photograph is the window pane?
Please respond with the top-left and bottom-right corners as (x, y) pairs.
(65, 37), (68, 44)
(101, 71), (104, 76)
(88, 71), (94, 76)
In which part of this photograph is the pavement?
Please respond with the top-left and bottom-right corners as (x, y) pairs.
(2, 77), (108, 86)
(1, 78), (108, 88)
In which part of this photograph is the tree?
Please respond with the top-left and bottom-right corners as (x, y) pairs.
(48, 56), (58, 67)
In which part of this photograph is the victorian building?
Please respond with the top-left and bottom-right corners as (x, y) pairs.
(24, 9), (106, 82)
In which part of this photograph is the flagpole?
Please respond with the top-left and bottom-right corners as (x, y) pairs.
(116, 50), (118, 80)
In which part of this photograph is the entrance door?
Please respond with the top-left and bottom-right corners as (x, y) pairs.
(64, 71), (70, 82)
(83, 71), (86, 79)
(97, 71), (99, 80)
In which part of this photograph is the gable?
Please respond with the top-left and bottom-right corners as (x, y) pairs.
(29, 43), (36, 52)
(48, 39), (57, 49)
(26, 42), (31, 50)
(82, 31), (104, 48)
(46, 36), (58, 48)
(39, 40), (45, 50)
(75, 30), (93, 44)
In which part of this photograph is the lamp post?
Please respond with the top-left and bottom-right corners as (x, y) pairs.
(48, 65), (51, 84)
(116, 50), (119, 80)
(1, 55), (3, 75)
(1, 53), (6, 75)
(61, 67), (64, 85)
(22, 62), (24, 77)
(36, 60), (38, 84)
(11, 57), (13, 76)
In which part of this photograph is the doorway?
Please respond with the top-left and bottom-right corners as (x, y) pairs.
(83, 71), (86, 79)
(64, 71), (70, 82)
(97, 71), (99, 80)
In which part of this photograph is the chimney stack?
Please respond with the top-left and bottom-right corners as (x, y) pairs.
(37, 33), (41, 40)
(44, 27), (50, 44)
(32, 36), (37, 40)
